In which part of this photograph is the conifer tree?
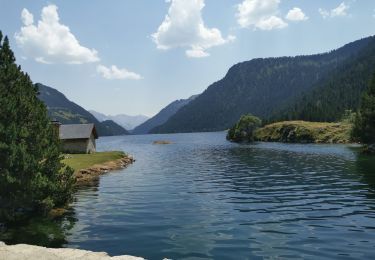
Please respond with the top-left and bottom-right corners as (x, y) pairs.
(0, 32), (75, 221)
(352, 72), (375, 146)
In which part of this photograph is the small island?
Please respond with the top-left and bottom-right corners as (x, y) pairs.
(254, 121), (352, 144)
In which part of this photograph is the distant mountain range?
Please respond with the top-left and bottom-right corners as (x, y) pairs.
(37, 84), (129, 136)
(132, 95), (198, 134)
(89, 110), (149, 130)
(151, 36), (375, 133)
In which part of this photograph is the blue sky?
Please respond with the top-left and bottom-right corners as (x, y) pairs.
(1, 0), (375, 117)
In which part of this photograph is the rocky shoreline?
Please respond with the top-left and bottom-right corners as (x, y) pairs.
(74, 155), (135, 185)
(0, 241), (144, 260)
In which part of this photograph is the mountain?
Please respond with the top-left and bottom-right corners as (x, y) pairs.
(99, 120), (130, 136)
(37, 83), (129, 136)
(89, 110), (108, 122)
(151, 36), (375, 134)
(89, 110), (149, 130)
(132, 95), (198, 134)
(271, 38), (375, 122)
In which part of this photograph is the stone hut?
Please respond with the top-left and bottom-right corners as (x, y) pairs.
(58, 123), (98, 154)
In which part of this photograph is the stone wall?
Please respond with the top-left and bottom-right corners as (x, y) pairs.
(87, 133), (96, 153)
(61, 133), (97, 154)
(62, 139), (90, 154)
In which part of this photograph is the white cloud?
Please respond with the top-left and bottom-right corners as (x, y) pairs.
(318, 8), (330, 19)
(331, 2), (349, 17)
(286, 7), (308, 21)
(256, 16), (287, 30)
(21, 9), (33, 26)
(15, 5), (99, 64)
(97, 65), (142, 80)
(373, 8), (375, 18)
(319, 2), (349, 19)
(236, 0), (287, 30)
(185, 47), (210, 58)
(152, 0), (234, 58)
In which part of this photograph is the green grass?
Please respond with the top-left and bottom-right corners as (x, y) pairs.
(255, 121), (352, 144)
(62, 151), (125, 172)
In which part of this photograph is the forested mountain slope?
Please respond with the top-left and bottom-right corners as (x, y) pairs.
(151, 36), (375, 133)
(37, 84), (129, 136)
(133, 95), (198, 134)
(271, 37), (375, 122)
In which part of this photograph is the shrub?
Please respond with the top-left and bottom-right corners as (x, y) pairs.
(227, 114), (262, 142)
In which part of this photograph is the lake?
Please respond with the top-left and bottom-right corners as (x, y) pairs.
(2, 132), (375, 259)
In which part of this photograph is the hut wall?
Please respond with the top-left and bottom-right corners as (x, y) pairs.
(62, 139), (90, 154)
(86, 133), (96, 153)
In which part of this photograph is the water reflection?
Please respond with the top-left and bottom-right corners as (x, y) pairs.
(356, 154), (375, 194)
(66, 134), (375, 259)
(0, 182), (101, 247)
(1, 133), (375, 260)
(0, 208), (77, 247)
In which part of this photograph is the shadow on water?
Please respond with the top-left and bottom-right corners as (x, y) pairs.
(226, 143), (375, 197)
(0, 209), (77, 248)
(0, 184), (100, 247)
(356, 153), (375, 192)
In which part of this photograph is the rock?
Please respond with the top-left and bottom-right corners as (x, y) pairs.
(74, 155), (135, 186)
(48, 208), (68, 218)
(363, 144), (375, 154)
(0, 242), (144, 260)
(153, 140), (173, 145)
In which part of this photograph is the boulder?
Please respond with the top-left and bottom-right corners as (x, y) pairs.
(0, 242), (144, 260)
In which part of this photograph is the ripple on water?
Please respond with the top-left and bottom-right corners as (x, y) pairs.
(62, 133), (375, 260)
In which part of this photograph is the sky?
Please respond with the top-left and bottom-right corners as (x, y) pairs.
(1, 0), (375, 117)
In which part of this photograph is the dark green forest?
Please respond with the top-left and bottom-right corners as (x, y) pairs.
(151, 36), (375, 133)
(352, 72), (375, 146)
(273, 37), (375, 122)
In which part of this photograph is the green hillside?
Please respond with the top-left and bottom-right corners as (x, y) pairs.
(151, 36), (375, 133)
(272, 38), (375, 122)
(37, 83), (129, 136)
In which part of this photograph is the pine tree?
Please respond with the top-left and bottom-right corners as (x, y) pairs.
(352, 71), (375, 145)
(0, 32), (75, 221)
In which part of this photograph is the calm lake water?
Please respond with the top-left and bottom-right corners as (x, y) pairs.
(2, 132), (375, 259)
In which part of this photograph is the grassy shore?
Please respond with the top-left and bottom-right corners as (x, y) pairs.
(48, 151), (133, 216)
(63, 151), (127, 172)
(255, 121), (352, 144)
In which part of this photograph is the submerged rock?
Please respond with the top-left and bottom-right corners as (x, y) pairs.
(153, 140), (174, 145)
(0, 242), (144, 260)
